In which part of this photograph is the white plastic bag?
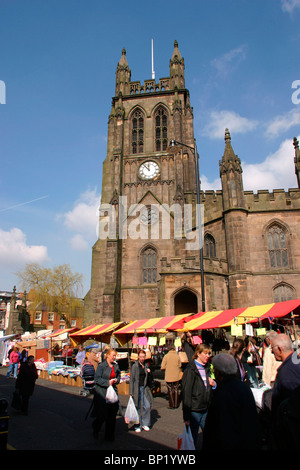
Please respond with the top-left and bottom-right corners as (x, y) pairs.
(106, 385), (118, 403)
(180, 426), (195, 450)
(124, 396), (139, 424)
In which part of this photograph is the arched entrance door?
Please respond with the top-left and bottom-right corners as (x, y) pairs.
(174, 289), (198, 315)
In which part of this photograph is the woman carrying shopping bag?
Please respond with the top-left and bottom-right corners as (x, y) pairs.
(129, 349), (153, 433)
(91, 348), (121, 442)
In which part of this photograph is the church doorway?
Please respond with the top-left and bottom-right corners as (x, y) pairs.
(174, 289), (198, 315)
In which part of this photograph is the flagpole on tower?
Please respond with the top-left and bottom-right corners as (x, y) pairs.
(151, 39), (155, 80)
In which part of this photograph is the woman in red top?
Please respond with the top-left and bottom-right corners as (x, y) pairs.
(6, 346), (20, 378)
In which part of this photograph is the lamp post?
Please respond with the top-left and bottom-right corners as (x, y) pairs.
(169, 139), (206, 312)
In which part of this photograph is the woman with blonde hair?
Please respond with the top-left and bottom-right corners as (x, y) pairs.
(91, 348), (121, 442)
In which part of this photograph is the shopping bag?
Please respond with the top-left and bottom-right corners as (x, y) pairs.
(179, 426), (195, 450)
(106, 385), (119, 403)
(11, 390), (22, 410)
(124, 396), (139, 424)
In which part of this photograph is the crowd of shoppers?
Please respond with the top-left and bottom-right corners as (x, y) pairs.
(5, 328), (300, 450)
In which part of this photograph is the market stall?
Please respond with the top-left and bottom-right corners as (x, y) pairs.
(114, 314), (194, 347)
(69, 322), (125, 345)
(47, 327), (79, 363)
(167, 299), (300, 336)
(113, 313), (195, 391)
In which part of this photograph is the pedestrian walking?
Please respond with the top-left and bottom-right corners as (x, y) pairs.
(160, 345), (182, 409)
(6, 347), (20, 379)
(91, 348), (121, 442)
(15, 355), (38, 415)
(129, 349), (153, 433)
(181, 343), (216, 447)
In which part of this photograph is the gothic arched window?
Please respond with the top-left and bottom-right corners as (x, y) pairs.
(204, 234), (216, 258)
(273, 284), (294, 302)
(267, 224), (289, 268)
(155, 107), (168, 152)
(132, 109), (144, 154)
(142, 247), (157, 284)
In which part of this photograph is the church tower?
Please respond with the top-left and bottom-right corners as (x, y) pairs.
(84, 41), (204, 324)
(219, 129), (250, 307)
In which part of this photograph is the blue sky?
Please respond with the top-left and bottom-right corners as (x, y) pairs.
(0, 0), (300, 296)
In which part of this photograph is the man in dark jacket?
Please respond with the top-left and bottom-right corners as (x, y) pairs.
(268, 334), (300, 449)
(270, 334), (300, 415)
(203, 353), (261, 450)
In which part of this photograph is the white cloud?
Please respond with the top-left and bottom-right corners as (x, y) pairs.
(211, 45), (248, 76)
(201, 136), (299, 192)
(265, 108), (300, 138)
(70, 234), (90, 251)
(200, 175), (221, 191)
(281, 0), (300, 13)
(60, 188), (100, 251)
(0, 228), (48, 266)
(202, 109), (258, 139)
(242, 136), (298, 191)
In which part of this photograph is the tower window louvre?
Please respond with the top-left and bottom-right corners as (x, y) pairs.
(154, 107), (168, 152)
(204, 234), (216, 258)
(142, 247), (157, 284)
(131, 110), (144, 154)
(268, 225), (289, 268)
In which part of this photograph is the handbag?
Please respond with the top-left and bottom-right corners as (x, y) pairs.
(124, 396), (139, 424)
(130, 352), (138, 361)
(106, 385), (119, 404)
(11, 390), (22, 410)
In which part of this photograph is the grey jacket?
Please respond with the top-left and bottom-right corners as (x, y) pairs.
(129, 360), (153, 406)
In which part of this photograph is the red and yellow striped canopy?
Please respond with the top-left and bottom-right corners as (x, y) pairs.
(69, 322), (125, 344)
(168, 299), (300, 331)
(114, 314), (193, 345)
(48, 328), (79, 338)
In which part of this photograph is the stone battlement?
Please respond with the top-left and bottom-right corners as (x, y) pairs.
(201, 188), (300, 222)
(129, 78), (171, 95)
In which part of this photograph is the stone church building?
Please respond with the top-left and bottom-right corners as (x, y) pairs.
(84, 41), (300, 325)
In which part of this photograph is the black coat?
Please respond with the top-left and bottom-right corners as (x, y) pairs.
(16, 362), (38, 397)
(203, 375), (261, 450)
(271, 352), (300, 416)
(181, 360), (213, 422)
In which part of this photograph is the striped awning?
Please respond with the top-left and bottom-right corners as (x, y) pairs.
(69, 322), (125, 344)
(48, 328), (79, 338)
(114, 314), (194, 345)
(168, 299), (300, 331)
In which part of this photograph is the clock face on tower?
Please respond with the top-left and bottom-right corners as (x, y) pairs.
(138, 161), (160, 180)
